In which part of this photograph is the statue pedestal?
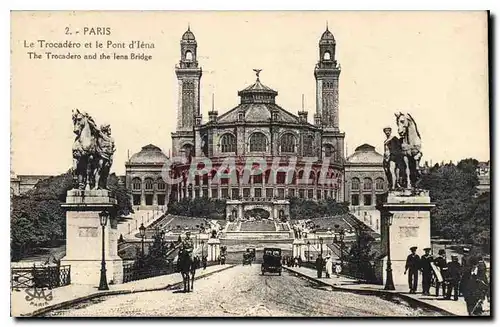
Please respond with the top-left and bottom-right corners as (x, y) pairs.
(292, 239), (306, 261)
(378, 190), (434, 286)
(207, 238), (221, 262)
(61, 189), (123, 285)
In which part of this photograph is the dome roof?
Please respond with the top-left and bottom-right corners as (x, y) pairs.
(320, 28), (335, 43)
(129, 144), (168, 165)
(181, 27), (196, 41)
(346, 143), (383, 164)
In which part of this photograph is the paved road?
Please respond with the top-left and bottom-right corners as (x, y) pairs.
(44, 265), (442, 317)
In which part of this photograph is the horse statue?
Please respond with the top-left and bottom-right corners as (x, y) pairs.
(71, 109), (115, 190)
(177, 249), (198, 292)
(394, 112), (423, 189)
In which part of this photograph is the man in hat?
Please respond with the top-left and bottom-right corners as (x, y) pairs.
(405, 246), (420, 294)
(315, 254), (324, 278)
(460, 247), (472, 296)
(420, 247), (433, 296)
(445, 255), (462, 301)
(463, 256), (486, 316)
(434, 249), (449, 297)
(181, 231), (194, 260)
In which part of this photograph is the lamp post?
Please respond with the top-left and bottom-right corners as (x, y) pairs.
(339, 229), (345, 266)
(319, 237), (324, 257)
(139, 223), (146, 257)
(384, 211), (396, 290)
(307, 241), (311, 262)
(98, 210), (109, 291)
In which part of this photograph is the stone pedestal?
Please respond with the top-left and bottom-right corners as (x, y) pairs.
(61, 189), (123, 285)
(292, 239), (306, 260)
(207, 238), (221, 262)
(378, 190), (435, 286)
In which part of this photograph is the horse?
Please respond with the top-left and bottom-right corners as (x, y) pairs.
(395, 112), (423, 189)
(72, 109), (99, 190)
(177, 249), (197, 292)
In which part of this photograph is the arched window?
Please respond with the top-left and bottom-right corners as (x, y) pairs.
(182, 143), (193, 159)
(144, 178), (154, 191)
(220, 133), (236, 153)
(363, 178), (373, 191)
(324, 144), (334, 158)
(375, 178), (384, 191)
(249, 132), (267, 152)
(303, 135), (314, 156)
(157, 178), (166, 190)
(280, 133), (296, 153)
(323, 51), (331, 60)
(132, 178), (141, 190)
(185, 50), (193, 61)
(351, 178), (360, 191)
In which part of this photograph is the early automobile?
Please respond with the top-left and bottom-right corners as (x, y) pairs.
(261, 247), (282, 275)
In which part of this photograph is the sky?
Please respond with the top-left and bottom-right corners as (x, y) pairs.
(10, 11), (489, 176)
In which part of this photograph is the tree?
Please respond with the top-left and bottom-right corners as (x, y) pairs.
(419, 159), (490, 252)
(11, 171), (133, 261)
(345, 230), (377, 282)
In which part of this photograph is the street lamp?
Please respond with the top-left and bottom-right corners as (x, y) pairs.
(98, 210), (109, 291)
(384, 211), (396, 290)
(319, 237), (324, 257)
(339, 229), (345, 266)
(139, 223), (146, 257)
(307, 241), (311, 262)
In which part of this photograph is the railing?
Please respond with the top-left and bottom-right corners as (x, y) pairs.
(123, 261), (177, 283)
(11, 265), (71, 290)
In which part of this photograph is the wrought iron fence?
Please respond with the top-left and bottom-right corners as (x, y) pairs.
(11, 265), (71, 290)
(123, 261), (177, 283)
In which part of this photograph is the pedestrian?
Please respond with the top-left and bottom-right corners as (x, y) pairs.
(420, 247), (433, 296)
(463, 256), (486, 316)
(315, 254), (323, 278)
(297, 256), (302, 268)
(294, 257), (299, 267)
(335, 262), (342, 277)
(477, 255), (490, 302)
(460, 247), (472, 296)
(445, 255), (462, 301)
(325, 255), (333, 278)
(202, 255), (207, 270)
(434, 249), (448, 297)
(404, 246), (420, 294)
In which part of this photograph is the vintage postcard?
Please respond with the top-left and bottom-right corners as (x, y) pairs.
(10, 11), (490, 317)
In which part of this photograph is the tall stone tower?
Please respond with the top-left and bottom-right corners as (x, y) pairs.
(171, 26), (202, 159)
(315, 26), (345, 200)
(314, 26), (341, 131)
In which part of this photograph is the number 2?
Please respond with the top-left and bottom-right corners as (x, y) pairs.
(65, 27), (70, 35)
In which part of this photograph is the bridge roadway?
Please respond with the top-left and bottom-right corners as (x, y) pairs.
(43, 265), (441, 317)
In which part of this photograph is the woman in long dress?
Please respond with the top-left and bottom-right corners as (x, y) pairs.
(325, 255), (333, 278)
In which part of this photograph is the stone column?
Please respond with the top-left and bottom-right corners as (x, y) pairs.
(140, 178), (145, 206)
(207, 173), (212, 198)
(378, 190), (434, 286)
(61, 189), (123, 285)
(207, 238), (221, 262)
(292, 239), (305, 260)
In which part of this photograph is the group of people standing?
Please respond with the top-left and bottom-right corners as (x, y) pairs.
(283, 256), (302, 267)
(315, 254), (342, 278)
(405, 246), (490, 316)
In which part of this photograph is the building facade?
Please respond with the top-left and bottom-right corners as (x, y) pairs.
(125, 144), (170, 210)
(476, 161), (490, 195)
(344, 144), (388, 232)
(169, 27), (346, 220)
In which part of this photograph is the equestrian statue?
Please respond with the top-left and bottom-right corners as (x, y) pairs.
(71, 109), (115, 190)
(383, 112), (423, 190)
